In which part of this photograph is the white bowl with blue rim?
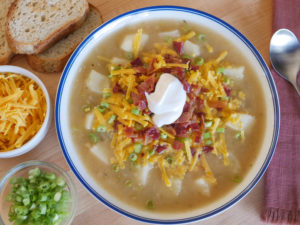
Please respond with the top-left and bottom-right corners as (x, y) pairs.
(55, 6), (280, 224)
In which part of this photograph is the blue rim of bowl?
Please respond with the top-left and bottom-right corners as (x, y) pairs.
(55, 5), (280, 224)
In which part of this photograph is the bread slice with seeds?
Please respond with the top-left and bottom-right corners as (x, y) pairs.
(27, 5), (102, 73)
(6, 0), (89, 54)
(0, 0), (14, 64)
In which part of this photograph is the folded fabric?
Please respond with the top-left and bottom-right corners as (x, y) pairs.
(262, 0), (300, 224)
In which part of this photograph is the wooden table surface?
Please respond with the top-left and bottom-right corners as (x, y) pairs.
(0, 0), (273, 224)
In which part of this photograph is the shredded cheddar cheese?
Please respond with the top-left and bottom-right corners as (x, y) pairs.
(0, 73), (46, 151)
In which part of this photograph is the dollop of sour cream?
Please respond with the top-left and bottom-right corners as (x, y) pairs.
(145, 73), (186, 127)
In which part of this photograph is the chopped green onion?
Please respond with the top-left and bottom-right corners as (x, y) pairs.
(103, 92), (111, 98)
(129, 153), (138, 161)
(108, 115), (116, 124)
(108, 74), (113, 79)
(88, 133), (98, 143)
(196, 57), (204, 66)
(96, 105), (106, 113)
(160, 133), (168, 139)
(219, 96), (229, 101)
(96, 125), (106, 133)
(197, 33), (206, 41)
(217, 67), (225, 74)
(131, 107), (140, 115)
(205, 140), (213, 145)
(134, 143), (142, 153)
(216, 127), (225, 133)
(125, 52), (134, 60)
(148, 148), (156, 156)
(181, 54), (191, 59)
(223, 76), (231, 85)
(6, 168), (70, 224)
(125, 179), (133, 188)
(127, 98), (133, 104)
(112, 163), (120, 173)
(232, 175), (242, 183)
(235, 131), (242, 139)
(205, 120), (212, 128)
(113, 65), (121, 71)
(100, 102), (109, 109)
(82, 104), (91, 112)
(146, 200), (154, 209)
(203, 132), (211, 139)
(164, 37), (173, 44)
(166, 156), (173, 164)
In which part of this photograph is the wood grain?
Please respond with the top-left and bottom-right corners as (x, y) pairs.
(0, 0), (273, 224)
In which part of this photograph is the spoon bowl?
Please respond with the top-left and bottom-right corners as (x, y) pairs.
(270, 28), (300, 95)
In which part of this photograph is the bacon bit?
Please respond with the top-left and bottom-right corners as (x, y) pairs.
(155, 145), (167, 154)
(195, 97), (204, 110)
(147, 58), (157, 74)
(131, 92), (147, 110)
(113, 120), (121, 131)
(131, 58), (143, 67)
(134, 66), (148, 74)
(174, 123), (188, 137)
(175, 103), (194, 124)
(194, 135), (202, 144)
(173, 41), (184, 55)
(164, 54), (183, 64)
(141, 152), (145, 157)
(182, 81), (191, 93)
(113, 82), (125, 93)
(188, 123), (199, 131)
(172, 140), (184, 150)
(200, 87), (209, 93)
(182, 58), (191, 65)
(191, 65), (199, 71)
(208, 100), (227, 109)
(159, 67), (172, 73)
(203, 146), (213, 153)
(191, 84), (201, 95)
(223, 84), (232, 96)
(145, 127), (160, 141)
(124, 126), (134, 137)
(131, 137), (135, 144)
(164, 125), (176, 136)
(171, 67), (185, 81)
(137, 75), (156, 94)
(199, 113), (205, 133)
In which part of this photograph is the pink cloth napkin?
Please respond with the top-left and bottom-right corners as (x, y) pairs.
(262, 0), (300, 224)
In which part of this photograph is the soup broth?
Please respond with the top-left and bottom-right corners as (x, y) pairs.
(69, 20), (266, 212)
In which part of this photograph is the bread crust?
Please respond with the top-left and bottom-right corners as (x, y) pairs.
(27, 5), (102, 73)
(0, 50), (14, 65)
(6, 0), (89, 55)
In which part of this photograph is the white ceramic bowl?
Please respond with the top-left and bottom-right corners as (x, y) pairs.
(55, 6), (280, 224)
(0, 65), (52, 158)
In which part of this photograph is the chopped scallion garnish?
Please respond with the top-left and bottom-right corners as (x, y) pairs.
(129, 153), (138, 161)
(146, 200), (154, 209)
(88, 133), (98, 143)
(112, 163), (120, 173)
(160, 133), (167, 139)
(217, 67), (225, 74)
(108, 74), (113, 79)
(96, 125), (106, 133)
(82, 104), (91, 112)
(131, 107), (140, 115)
(164, 37), (173, 44)
(182, 54), (191, 59)
(166, 156), (174, 164)
(96, 105), (106, 113)
(127, 98), (133, 104)
(195, 57), (204, 66)
(232, 175), (242, 183)
(205, 140), (213, 145)
(125, 52), (134, 60)
(205, 120), (212, 128)
(148, 148), (155, 156)
(103, 92), (111, 98)
(100, 102), (109, 109)
(235, 131), (242, 139)
(219, 96), (229, 101)
(134, 143), (142, 153)
(108, 115), (116, 124)
(197, 33), (206, 41)
(203, 132), (211, 139)
(125, 179), (133, 187)
(216, 127), (225, 133)
(224, 77), (231, 85)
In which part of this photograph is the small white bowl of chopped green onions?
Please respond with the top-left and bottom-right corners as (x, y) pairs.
(0, 161), (77, 225)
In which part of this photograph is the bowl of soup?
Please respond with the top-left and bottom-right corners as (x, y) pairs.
(55, 6), (280, 224)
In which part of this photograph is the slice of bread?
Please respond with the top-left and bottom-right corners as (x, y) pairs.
(6, 0), (89, 54)
(0, 0), (14, 64)
(27, 5), (102, 73)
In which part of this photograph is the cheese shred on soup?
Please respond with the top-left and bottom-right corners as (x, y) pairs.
(69, 20), (266, 212)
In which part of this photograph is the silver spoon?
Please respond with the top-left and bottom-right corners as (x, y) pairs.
(270, 28), (300, 95)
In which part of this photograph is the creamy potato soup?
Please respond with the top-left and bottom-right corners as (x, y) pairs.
(69, 20), (266, 212)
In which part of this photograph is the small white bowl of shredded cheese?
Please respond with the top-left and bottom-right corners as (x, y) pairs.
(0, 65), (52, 158)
